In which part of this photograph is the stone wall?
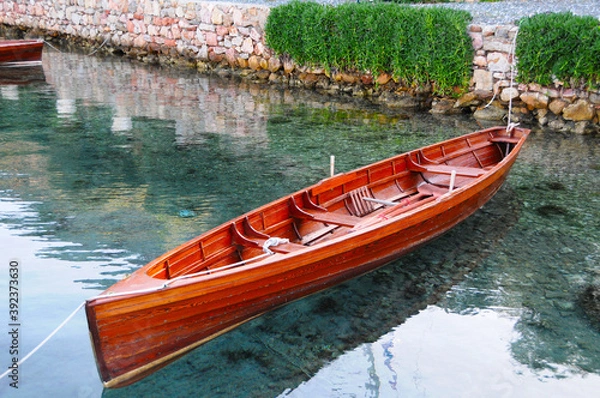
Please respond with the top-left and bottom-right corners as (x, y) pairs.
(1, 0), (599, 133)
(0, 0), (272, 69)
(463, 23), (600, 134)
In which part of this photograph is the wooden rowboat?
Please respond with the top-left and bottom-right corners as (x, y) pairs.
(86, 126), (529, 388)
(0, 39), (44, 65)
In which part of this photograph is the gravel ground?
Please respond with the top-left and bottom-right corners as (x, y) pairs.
(231, 0), (600, 25)
(423, 0), (600, 25)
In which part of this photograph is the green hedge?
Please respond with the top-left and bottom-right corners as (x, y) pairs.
(517, 12), (600, 89)
(265, 1), (472, 96)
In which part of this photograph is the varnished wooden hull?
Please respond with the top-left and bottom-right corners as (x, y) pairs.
(86, 126), (529, 388)
(0, 40), (43, 65)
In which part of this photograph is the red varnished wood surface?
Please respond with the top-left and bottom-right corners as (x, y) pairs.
(86, 126), (529, 388)
(0, 40), (43, 64)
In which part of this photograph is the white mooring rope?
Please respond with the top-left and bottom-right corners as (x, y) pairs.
(0, 301), (85, 381)
(506, 27), (519, 132)
(483, 27), (520, 134)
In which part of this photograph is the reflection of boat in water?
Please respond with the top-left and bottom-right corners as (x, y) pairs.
(0, 64), (45, 85)
(0, 39), (44, 66)
(85, 126), (529, 388)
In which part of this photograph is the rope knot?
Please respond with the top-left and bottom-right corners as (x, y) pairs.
(262, 237), (289, 254)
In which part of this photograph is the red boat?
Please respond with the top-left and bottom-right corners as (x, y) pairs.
(0, 39), (44, 65)
(85, 126), (529, 388)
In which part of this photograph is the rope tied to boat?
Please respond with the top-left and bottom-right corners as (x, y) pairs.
(43, 35), (110, 56)
(506, 122), (520, 133)
(262, 237), (290, 254)
(483, 27), (519, 134)
(0, 301), (86, 382)
(506, 28), (519, 132)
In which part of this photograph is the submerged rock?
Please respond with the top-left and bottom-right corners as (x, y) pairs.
(579, 284), (600, 330)
(178, 209), (196, 218)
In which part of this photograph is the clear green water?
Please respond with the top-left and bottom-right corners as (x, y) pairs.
(0, 51), (598, 398)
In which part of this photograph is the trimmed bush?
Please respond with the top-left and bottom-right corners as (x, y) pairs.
(517, 12), (600, 89)
(265, 1), (472, 96)
(265, 1), (333, 66)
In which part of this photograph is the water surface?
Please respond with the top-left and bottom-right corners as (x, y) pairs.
(0, 50), (598, 397)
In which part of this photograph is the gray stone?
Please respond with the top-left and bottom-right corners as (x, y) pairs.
(474, 104), (506, 121)
(487, 52), (511, 73)
(454, 91), (480, 108)
(430, 99), (462, 115)
(500, 87), (519, 102)
(473, 69), (493, 91)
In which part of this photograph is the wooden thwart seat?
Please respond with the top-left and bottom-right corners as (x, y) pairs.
(306, 210), (361, 227)
(289, 194), (361, 227)
(490, 136), (519, 144)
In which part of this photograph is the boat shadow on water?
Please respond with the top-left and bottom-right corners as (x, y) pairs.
(102, 185), (522, 397)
